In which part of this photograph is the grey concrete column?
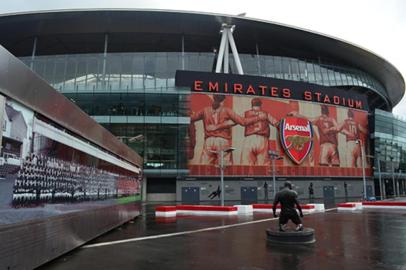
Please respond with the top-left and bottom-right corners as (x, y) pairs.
(142, 176), (147, 202)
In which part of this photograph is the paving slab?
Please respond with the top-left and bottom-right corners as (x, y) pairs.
(39, 206), (406, 270)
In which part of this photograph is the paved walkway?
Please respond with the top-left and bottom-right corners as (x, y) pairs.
(39, 205), (406, 270)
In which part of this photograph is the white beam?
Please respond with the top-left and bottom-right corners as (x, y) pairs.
(224, 30), (229, 74)
(227, 28), (244, 75)
(215, 29), (228, 73)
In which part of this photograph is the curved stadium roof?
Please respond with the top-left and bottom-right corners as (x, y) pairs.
(0, 9), (403, 110)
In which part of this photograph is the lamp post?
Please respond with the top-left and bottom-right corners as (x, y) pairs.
(396, 169), (402, 197)
(390, 156), (396, 198)
(356, 139), (367, 200)
(212, 147), (235, 206)
(377, 158), (384, 200)
(374, 150), (384, 200)
(268, 150), (283, 197)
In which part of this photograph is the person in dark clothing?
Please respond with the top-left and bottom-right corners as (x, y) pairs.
(273, 181), (304, 232)
(344, 182), (348, 201)
(208, 186), (221, 199)
(264, 182), (269, 202)
(308, 182), (314, 203)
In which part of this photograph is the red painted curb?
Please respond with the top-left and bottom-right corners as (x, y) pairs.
(252, 204), (315, 209)
(337, 203), (356, 208)
(362, 202), (406, 207)
(155, 206), (177, 212)
(176, 205), (237, 211)
(300, 205), (315, 209)
(252, 204), (280, 209)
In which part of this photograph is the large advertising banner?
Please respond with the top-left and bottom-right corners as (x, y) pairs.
(179, 71), (371, 177)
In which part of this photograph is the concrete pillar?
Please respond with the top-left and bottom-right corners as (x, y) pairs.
(142, 176), (147, 202)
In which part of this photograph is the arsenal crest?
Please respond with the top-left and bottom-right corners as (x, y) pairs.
(279, 117), (314, 165)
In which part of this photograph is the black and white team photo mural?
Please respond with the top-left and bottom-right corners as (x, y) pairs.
(0, 96), (140, 225)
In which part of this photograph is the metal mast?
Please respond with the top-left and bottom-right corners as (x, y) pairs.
(215, 24), (244, 75)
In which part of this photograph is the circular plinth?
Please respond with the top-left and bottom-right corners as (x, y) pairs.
(266, 228), (315, 245)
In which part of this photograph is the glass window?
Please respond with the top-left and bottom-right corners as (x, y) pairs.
(338, 71), (347, 85)
(343, 73), (351, 85)
(281, 58), (291, 80)
(334, 70), (342, 85)
(121, 53), (134, 91)
(145, 124), (162, 169)
(273, 57), (283, 79)
(184, 52), (199, 72)
(74, 93), (94, 115)
(167, 53), (181, 87)
(313, 64), (322, 84)
(53, 58), (67, 92)
(305, 62), (315, 83)
(177, 125), (188, 170)
(155, 53), (168, 89)
(126, 124), (145, 157)
(86, 55), (102, 92)
(65, 57), (77, 92)
(298, 60), (307, 81)
(129, 54), (143, 91)
(160, 125), (178, 169)
(93, 93), (113, 115)
(328, 68), (336, 85)
(42, 57), (56, 86)
(320, 65), (329, 85)
(106, 54), (123, 92)
(263, 56), (275, 78)
(198, 53), (215, 72)
(127, 93), (145, 116)
(178, 94), (190, 117)
(21, 52), (388, 98)
(160, 94), (178, 116)
(33, 57), (47, 79)
(290, 58), (299, 81)
(76, 58), (88, 92)
(145, 93), (162, 116)
(240, 54), (259, 76)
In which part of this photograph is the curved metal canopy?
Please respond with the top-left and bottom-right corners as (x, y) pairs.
(0, 9), (403, 108)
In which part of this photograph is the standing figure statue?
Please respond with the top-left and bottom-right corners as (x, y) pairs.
(208, 186), (221, 200)
(272, 181), (304, 232)
(308, 182), (314, 203)
(263, 182), (269, 202)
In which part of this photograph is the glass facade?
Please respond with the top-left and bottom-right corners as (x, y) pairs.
(373, 109), (406, 197)
(20, 52), (386, 95)
(19, 52), (387, 175)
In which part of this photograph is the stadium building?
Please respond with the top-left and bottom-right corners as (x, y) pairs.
(0, 9), (404, 204)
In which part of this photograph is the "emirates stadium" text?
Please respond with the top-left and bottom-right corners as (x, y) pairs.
(192, 80), (364, 110)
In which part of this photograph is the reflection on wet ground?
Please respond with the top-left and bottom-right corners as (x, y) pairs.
(0, 199), (124, 225)
(40, 205), (406, 270)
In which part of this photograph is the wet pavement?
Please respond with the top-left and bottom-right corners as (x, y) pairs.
(39, 205), (406, 270)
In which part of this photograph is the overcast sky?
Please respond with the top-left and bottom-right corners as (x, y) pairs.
(0, 0), (405, 115)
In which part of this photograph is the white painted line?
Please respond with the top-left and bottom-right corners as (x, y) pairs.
(83, 208), (336, 249)
(82, 217), (278, 249)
